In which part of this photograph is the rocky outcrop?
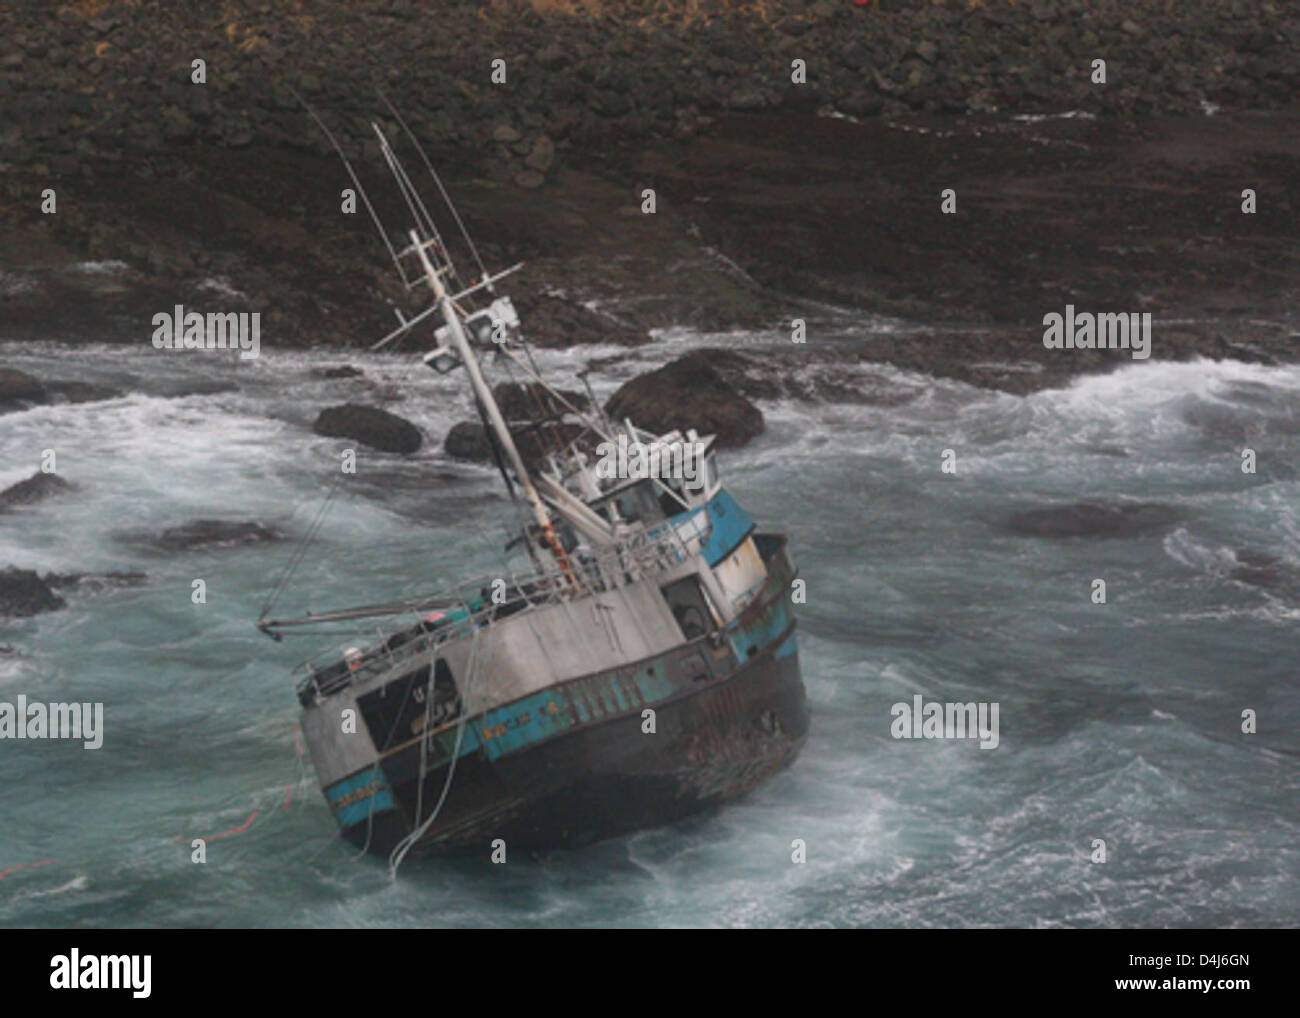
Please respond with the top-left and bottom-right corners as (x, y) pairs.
(444, 419), (589, 467)
(0, 369), (46, 412)
(313, 404), (423, 454)
(512, 295), (648, 349)
(0, 471), (73, 509)
(0, 568), (65, 617)
(1004, 502), (1181, 539)
(444, 421), (494, 462)
(605, 351), (765, 448)
(493, 381), (589, 421)
(151, 519), (282, 553)
(0, 368), (122, 412)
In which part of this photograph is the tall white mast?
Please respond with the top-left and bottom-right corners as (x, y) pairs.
(408, 230), (577, 586)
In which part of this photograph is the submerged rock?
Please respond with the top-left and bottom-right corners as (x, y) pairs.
(1229, 550), (1286, 589)
(152, 519), (282, 553)
(0, 568), (65, 617)
(0, 369), (121, 412)
(605, 351), (765, 448)
(444, 420), (588, 467)
(0, 369), (46, 412)
(43, 380), (123, 404)
(0, 471), (72, 509)
(313, 404), (423, 454)
(43, 571), (150, 593)
(1005, 502), (1181, 539)
(315, 365), (365, 379)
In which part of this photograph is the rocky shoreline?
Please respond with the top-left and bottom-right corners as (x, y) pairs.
(1, 0), (1297, 396)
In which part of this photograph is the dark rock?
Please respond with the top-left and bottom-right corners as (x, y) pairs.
(728, 87), (766, 111)
(0, 471), (72, 509)
(151, 519), (282, 553)
(43, 571), (149, 593)
(444, 418), (588, 468)
(513, 294), (648, 348)
(315, 365), (365, 379)
(0, 568), (65, 617)
(43, 380), (123, 404)
(0, 369), (46, 411)
(493, 381), (588, 421)
(605, 351), (765, 448)
(444, 421), (493, 462)
(1005, 502), (1181, 539)
(313, 404), (423, 454)
(1229, 550), (1285, 589)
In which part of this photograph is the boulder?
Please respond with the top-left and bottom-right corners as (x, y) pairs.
(605, 351), (764, 448)
(444, 421), (493, 462)
(313, 404), (423, 454)
(1004, 502), (1181, 539)
(512, 293), (648, 348)
(492, 381), (589, 421)
(0, 369), (46, 412)
(152, 519), (282, 553)
(0, 568), (65, 617)
(0, 471), (72, 509)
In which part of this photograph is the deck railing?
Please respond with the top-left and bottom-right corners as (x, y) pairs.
(293, 512), (711, 704)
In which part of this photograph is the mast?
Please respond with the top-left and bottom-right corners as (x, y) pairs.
(408, 230), (577, 586)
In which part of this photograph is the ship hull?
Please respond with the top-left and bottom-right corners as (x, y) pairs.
(339, 636), (807, 858)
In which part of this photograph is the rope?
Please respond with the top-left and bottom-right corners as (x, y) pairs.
(387, 619), (483, 877)
(259, 471), (346, 622)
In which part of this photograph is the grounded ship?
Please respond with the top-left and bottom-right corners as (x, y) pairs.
(257, 103), (808, 867)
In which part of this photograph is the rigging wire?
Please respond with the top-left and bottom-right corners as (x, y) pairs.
(376, 88), (491, 287)
(387, 620), (484, 877)
(289, 86), (412, 289)
(259, 470), (347, 622)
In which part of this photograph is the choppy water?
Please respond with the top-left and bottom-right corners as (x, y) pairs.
(1, 329), (1297, 927)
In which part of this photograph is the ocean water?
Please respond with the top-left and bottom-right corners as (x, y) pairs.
(1, 329), (1297, 928)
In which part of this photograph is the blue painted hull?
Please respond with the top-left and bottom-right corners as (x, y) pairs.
(324, 534), (807, 858)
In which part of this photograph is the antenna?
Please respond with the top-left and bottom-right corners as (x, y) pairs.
(376, 88), (491, 287)
(288, 86), (414, 289)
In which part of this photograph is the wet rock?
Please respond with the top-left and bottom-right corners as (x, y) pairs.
(0, 471), (72, 509)
(313, 404), (423, 454)
(151, 519), (282, 553)
(1005, 502), (1181, 539)
(0, 568), (65, 617)
(1229, 550), (1285, 589)
(444, 421), (493, 462)
(43, 571), (149, 593)
(0, 369), (46, 412)
(444, 419), (588, 468)
(43, 380), (122, 404)
(493, 381), (589, 421)
(605, 351), (765, 448)
(314, 365), (365, 379)
(513, 294), (648, 348)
